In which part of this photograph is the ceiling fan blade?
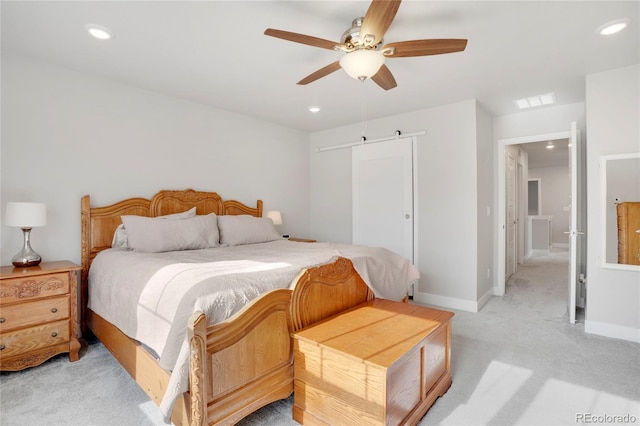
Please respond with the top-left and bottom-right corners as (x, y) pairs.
(359, 0), (402, 47)
(297, 61), (342, 85)
(384, 39), (468, 58)
(264, 28), (341, 50)
(371, 64), (397, 91)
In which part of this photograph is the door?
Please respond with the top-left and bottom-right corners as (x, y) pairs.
(352, 138), (414, 262)
(567, 122), (583, 324)
(505, 150), (517, 280)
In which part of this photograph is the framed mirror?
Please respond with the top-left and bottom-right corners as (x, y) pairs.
(601, 152), (640, 270)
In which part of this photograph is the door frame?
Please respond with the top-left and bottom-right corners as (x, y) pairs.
(496, 130), (570, 296)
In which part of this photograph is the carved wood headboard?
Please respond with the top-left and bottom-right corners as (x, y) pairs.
(80, 189), (263, 330)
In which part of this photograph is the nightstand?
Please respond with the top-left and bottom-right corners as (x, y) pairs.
(288, 238), (317, 243)
(0, 261), (82, 371)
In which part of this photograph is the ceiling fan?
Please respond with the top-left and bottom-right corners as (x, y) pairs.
(264, 0), (467, 90)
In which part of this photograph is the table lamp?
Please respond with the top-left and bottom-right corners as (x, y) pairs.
(5, 202), (47, 267)
(266, 210), (283, 226)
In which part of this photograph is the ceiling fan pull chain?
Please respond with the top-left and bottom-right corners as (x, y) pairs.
(361, 80), (368, 140)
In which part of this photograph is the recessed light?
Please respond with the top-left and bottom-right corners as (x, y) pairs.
(513, 92), (556, 110)
(308, 106), (320, 113)
(597, 18), (630, 36)
(85, 24), (113, 40)
(546, 141), (555, 149)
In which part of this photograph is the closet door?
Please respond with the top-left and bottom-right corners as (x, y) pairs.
(352, 138), (414, 262)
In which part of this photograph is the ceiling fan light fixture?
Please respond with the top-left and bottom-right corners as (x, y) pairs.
(339, 49), (385, 81)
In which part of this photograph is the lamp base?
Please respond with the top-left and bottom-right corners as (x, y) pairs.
(12, 227), (42, 267)
(12, 257), (42, 268)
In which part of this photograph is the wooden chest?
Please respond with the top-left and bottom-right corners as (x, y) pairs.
(0, 261), (82, 371)
(293, 299), (454, 425)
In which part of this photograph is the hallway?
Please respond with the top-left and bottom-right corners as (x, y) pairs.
(505, 247), (579, 323)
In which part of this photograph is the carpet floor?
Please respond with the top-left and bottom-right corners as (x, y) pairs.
(2, 248), (639, 425)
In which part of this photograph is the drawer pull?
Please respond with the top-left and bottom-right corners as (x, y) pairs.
(0, 318), (4, 323)
(51, 331), (58, 338)
(51, 308), (58, 313)
(0, 345), (5, 350)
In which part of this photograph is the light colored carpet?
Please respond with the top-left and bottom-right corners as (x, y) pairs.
(2, 248), (639, 425)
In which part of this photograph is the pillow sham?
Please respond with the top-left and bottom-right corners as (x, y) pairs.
(111, 207), (197, 248)
(217, 215), (283, 246)
(121, 213), (219, 253)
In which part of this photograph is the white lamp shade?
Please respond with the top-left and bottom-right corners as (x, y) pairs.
(5, 202), (47, 227)
(339, 49), (385, 80)
(266, 210), (283, 226)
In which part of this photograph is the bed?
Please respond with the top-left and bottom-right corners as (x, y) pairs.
(80, 188), (419, 425)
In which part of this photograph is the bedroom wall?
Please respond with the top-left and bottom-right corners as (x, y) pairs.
(310, 99), (494, 311)
(476, 105), (495, 302)
(0, 54), (311, 266)
(585, 64), (640, 342)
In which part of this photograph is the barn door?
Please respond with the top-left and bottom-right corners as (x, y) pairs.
(352, 138), (414, 262)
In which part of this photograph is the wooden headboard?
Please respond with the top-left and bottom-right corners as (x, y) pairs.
(80, 189), (263, 330)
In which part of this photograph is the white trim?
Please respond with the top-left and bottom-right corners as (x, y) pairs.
(496, 131), (571, 296)
(412, 136), (419, 296)
(585, 320), (640, 343)
(413, 288), (494, 313)
(316, 130), (425, 152)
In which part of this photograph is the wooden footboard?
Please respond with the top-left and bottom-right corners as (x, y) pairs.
(89, 257), (374, 426)
(188, 289), (294, 426)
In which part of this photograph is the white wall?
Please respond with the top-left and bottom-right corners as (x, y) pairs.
(585, 64), (640, 342)
(310, 99), (494, 311)
(528, 165), (570, 246)
(494, 103), (586, 140)
(476, 105), (494, 301)
(0, 54), (311, 266)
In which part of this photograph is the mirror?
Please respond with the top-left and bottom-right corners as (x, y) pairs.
(601, 152), (640, 270)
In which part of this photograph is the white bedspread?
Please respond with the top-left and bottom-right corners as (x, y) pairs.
(87, 240), (419, 421)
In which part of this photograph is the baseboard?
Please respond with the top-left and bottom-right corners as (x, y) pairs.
(413, 289), (493, 313)
(585, 320), (640, 343)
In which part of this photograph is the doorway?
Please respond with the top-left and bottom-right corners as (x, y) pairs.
(497, 126), (585, 323)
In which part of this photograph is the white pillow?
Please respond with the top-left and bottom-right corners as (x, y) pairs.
(217, 215), (283, 246)
(121, 213), (219, 253)
(111, 207), (196, 248)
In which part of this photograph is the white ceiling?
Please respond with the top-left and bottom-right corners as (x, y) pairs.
(2, 1), (638, 133)
(521, 138), (569, 168)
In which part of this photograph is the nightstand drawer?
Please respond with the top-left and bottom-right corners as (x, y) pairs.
(0, 273), (69, 304)
(0, 319), (70, 358)
(0, 296), (70, 332)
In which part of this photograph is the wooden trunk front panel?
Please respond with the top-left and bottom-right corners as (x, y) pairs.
(293, 300), (453, 425)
